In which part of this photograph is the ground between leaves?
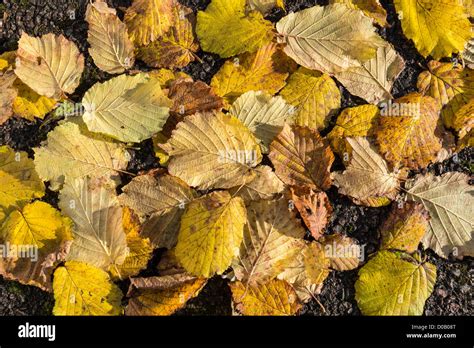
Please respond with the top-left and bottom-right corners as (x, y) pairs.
(0, 0), (472, 316)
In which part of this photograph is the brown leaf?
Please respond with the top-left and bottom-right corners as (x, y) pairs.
(0, 70), (18, 125)
(269, 124), (335, 190)
(289, 186), (332, 240)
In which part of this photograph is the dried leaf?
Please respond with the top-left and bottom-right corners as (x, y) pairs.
(232, 198), (305, 285)
(289, 186), (332, 240)
(276, 4), (385, 74)
(333, 137), (401, 207)
(375, 93), (442, 170)
(0, 70), (17, 125)
(15, 33), (84, 99)
(280, 68), (341, 131)
(320, 234), (361, 271)
(335, 44), (405, 104)
(86, 1), (135, 74)
(34, 121), (129, 190)
(162, 112), (262, 190)
(175, 191), (246, 277)
(329, 0), (387, 26)
(59, 177), (128, 270)
(125, 274), (206, 315)
(406, 172), (474, 259)
(269, 124), (335, 191)
(82, 73), (171, 143)
(196, 0), (273, 58)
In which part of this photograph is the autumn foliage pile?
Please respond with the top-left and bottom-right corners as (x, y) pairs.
(0, 0), (473, 316)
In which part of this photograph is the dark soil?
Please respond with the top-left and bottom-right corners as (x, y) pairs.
(0, 0), (472, 316)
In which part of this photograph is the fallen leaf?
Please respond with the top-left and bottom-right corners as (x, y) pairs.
(53, 261), (123, 315)
(417, 60), (474, 130)
(393, 0), (471, 59)
(211, 43), (296, 105)
(247, 0), (284, 15)
(303, 242), (331, 284)
(162, 112), (262, 190)
(138, 4), (199, 69)
(175, 191), (246, 277)
(375, 93), (442, 170)
(269, 124), (335, 190)
(453, 99), (474, 140)
(335, 44), (405, 104)
(168, 78), (223, 118)
(59, 177), (128, 270)
(119, 171), (197, 249)
(125, 274), (206, 315)
(320, 234), (361, 271)
(289, 186), (332, 240)
(327, 104), (380, 157)
(109, 207), (153, 280)
(15, 33), (84, 99)
(329, 0), (387, 26)
(276, 4), (385, 74)
(82, 73), (171, 143)
(228, 165), (284, 203)
(333, 137), (401, 207)
(196, 0), (273, 58)
(230, 91), (294, 152)
(12, 80), (57, 121)
(0, 70), (17, 125)
(34, 121), (130, 190)
(406, 172), (473, 259)
(124, 0), (174, 46)
(232, 198), (305, 285)
(280, 68), (341, 131)
(355, 251), (436, 315)
(86, 1), (135, 74)
(230, 279), (301, 316)
(380, 202), (429, 253)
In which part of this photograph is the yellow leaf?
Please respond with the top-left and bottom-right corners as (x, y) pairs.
(125, 0), (175, 46)
(229, 91), (295, 152)
(355, 251), (436, 315)
(333, 137), (401, 207)
(329, 0), (387, 26)
(230, 279), (301, 316)
(196, 0), (273, 58)
(149, 69), (191, 89)
(138, 4), (199, 69)
(211, 43), (296, 105)
(303, 242), (331, 284)
(0, 146), (44, 212)
(175, 191), (246, 278)
(110, 207), (153, 280)
(269, 124), (335, 190)
(12, 80), (57, 120)
(162, 112), (262, 190)
(417, 60), (474, 130)
(375, 93), (442, 170)
(15, 33), (84, 99)
(393, 0), (471, 59)
(53, 261), (123, 315)
(453, 99), (474, 140)
(327, 104), (380, 158)
(1, 201), (70, 250)
(461, 0), (474, 17)
(125, 274), (206, 316)
(279, 68), (341, 131)
(276, 4), (385, 74)
(232, 198), (305, 285)
(380, 202), (429, 253)
(86, 1), (135, 74)
(82, 73), (171, 143)
(34, 121), (130, 190)
(247, 0), (285, 15)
